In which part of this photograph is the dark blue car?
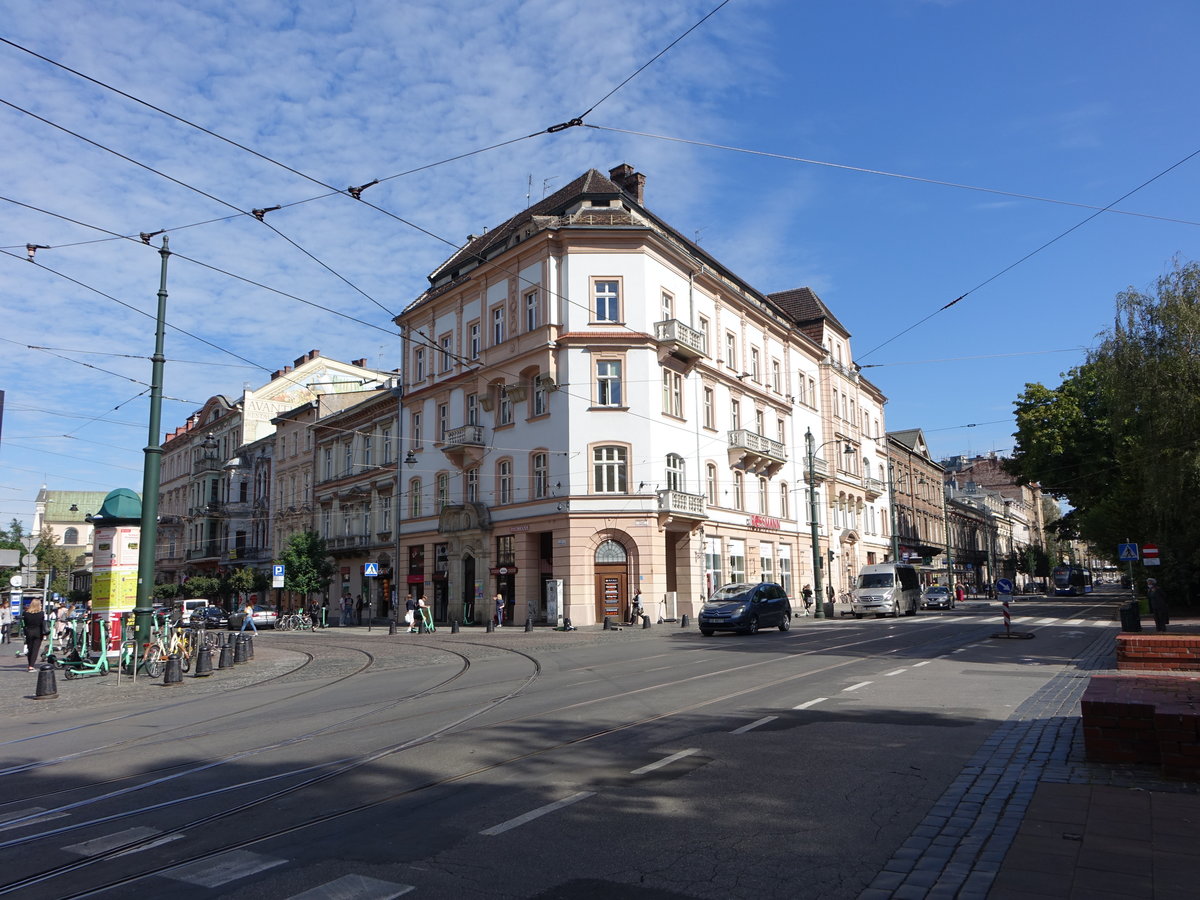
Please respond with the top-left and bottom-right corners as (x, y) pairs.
(699, 582), (792, 636)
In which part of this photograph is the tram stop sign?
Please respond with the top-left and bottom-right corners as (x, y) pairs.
(1143, 544), (1160, 566)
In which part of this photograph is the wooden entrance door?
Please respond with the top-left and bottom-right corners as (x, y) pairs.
(595, 565), (627, 623)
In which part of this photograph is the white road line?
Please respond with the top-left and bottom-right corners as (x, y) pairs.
(0, 808), (67, 833)
(1036, 617), (1059, 625)
(645, 665), (673, 672)
(912, 660), (932, 668)
(794, 697), (828, 710)
(883, 668), (907, 677)
(843, 681), (872, 692)
(111, 833), (186, 858)
(979, 616), (1004, 624)
(1066, 619), (1087, 626)
(168, 849), (287, 887)
(480, 791), (595, 836)
(731, 716), (777, 734)
(630, 748), (700, 775)
(287, 874), (415, 899)
(65, 826), (160, 857)
(952, 648), (966, 654)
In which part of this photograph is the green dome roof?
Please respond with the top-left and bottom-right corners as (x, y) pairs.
(94, 488), (142, 522)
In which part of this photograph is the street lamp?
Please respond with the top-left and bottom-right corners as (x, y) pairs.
(393, 448), (419, 630)
(805, 428), (854, 620)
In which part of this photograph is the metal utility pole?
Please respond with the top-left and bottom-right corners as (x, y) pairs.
(806, 429), (825, 620)
(134, 237), (170, 647)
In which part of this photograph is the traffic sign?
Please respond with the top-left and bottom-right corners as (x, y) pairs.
(1118, 542), (1139, 561)
(996, 578), (1014, 595)
(272, 563), (285, 588)
(363, 562), (379, 577)
(1143, 544), (1160, 567)
(21, 553), (37, 567)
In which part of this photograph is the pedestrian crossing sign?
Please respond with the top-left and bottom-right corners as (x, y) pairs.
(363, 562), (379, 577)
(1117, 543), (1139, 561)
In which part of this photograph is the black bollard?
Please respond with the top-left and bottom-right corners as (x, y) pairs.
(524, 617), (534, 633)
(164, 654), (184, 685)
(603, 616), (612, 631)
(642, 615), (652, 629)
(194, 646), (213, 677)
(389, 620), (397, 635)
(246, 635), (254, 660)
(486, 618), (495, 633)
(218, 641), (233, 669)
(233, 635), (248, 664)
(680, 614), (689, 628)
(34, 663), (58, 700)
(451, 620), (460, 634)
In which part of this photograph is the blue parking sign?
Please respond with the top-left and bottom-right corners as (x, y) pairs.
(272, 564), (285, 577)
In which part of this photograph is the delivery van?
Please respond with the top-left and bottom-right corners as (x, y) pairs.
(851, 563), (921, 618)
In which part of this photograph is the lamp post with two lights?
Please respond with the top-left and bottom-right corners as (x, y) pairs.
(805, 428), (855, 619)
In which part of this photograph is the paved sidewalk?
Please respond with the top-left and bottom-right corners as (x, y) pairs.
(860, 620), (1200, 900)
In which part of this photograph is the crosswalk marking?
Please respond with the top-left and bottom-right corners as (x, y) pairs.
(168, 849), (287, 887)
(0, 807), (67, 833)
(287, 874), (415, 899)
(65, 826), (160, 857)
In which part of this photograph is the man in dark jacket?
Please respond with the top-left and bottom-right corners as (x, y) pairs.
(22, 598), (47, 672)
(1147, 578), (1169, 633)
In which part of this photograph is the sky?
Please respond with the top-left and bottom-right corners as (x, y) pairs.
(2, 0), (1199, 530)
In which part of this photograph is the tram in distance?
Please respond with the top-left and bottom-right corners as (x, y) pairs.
(1051, 564), (1093, 596)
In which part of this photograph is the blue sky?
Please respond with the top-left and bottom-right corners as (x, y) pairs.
(2, 0), (1198, 529)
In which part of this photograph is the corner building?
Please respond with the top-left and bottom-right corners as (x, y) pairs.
(394, 165), (891, 626)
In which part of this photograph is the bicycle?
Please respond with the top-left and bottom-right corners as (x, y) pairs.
(142, 620), (195, 677)
(276, 611), (312, 632)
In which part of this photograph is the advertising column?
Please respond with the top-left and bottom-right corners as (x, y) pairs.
(92, 526), (140, 653)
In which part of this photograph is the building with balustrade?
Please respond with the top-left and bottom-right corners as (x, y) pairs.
(392, 164), (892, 626)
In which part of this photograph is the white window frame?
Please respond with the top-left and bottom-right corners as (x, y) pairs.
(593, 280), (620, 323)
(596, 359), (623, 407)
(592, 445), (628, 494)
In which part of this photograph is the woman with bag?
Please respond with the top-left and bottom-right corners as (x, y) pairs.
(405, 594), (418, 633)
(22, 598), (47, 672)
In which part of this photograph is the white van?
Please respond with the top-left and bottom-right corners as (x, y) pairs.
(851, 563), (921, 618)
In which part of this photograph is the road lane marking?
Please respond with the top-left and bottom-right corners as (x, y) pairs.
(480, 791), (595, 836)
(843, 681), (872, 692)
(1066, 619), (1086, 626)
(794, 697), (827, 709)
(731, 716), (777, 734)
(1036, 617), (1059, 625)
(168, 848), (287, 886)
(287, 874), (415, 899)
(952, 649), (966, 653)
(912, 660), (932, 668)
(630, 748), (700, 775)
(883, 669), (907, 677)
(65, 826), (161, 856)
(645, 665), (674, 672)
(980, 616), (1004, 624)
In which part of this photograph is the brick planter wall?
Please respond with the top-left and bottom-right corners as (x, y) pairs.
(1082, 673), (1200, 778)
(1116, 633), (1200, 671)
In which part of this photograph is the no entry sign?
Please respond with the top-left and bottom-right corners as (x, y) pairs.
(1143, 544), (1160, 566)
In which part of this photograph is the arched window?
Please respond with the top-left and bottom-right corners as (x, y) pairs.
(498, 460), (512, 504)
(595, 540), (627, 563)
(733, 472), (744, 509)
(63, 527), (79, 545)
(532, 452), (549, 499)
(665, 454), (685, 492)
(758, 476), (769, 514)
(409, 478), (422, 517)
(780, 483), (789, 520)
(706, 464), (717, 505)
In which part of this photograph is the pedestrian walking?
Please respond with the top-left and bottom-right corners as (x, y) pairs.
(1146, 578), (1170, 633)
(494, 592), (505, 628)
(341, 594), (352, 627)
(355, 594), (365, 626)
(628, 590), (643, 625)
(405, 594), (419, 632)
(240, 599), (258, 633)
(418, 595), (434, 633)
(954, 583), (966, 608)
(801, 584), (813, 616)
(22, 599), (46, 671)
(1, 602), (11, 645)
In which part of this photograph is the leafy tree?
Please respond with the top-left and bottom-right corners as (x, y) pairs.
(183, 575), (221, 601)
(153, 582), (183, 601)
(280, 531), (335, 603)
(1008, 260), (1200, 600)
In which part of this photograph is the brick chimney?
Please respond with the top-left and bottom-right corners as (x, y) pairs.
(608, 164), (645, 204)
(352, 358), (367, 367)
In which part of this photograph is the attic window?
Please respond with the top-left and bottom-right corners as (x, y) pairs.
(591, 199), (611, 207)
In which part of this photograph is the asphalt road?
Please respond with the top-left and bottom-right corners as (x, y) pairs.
(0, 592), (1121, 899)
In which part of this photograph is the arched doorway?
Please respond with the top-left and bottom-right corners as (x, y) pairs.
(594, 538), (629, 623)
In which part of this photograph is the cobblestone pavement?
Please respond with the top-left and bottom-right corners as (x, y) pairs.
(860, 625), (1200, 900)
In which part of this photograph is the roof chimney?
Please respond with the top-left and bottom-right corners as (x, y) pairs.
(352, 358), (367, 368)
(608, 163), (645, 204)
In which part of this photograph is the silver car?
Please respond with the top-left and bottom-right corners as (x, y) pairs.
(921, 585), (953, 609)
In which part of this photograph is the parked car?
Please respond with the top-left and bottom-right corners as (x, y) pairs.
(227, 605), (278, 630)
(189, 606), (230, 629)
(699, 582), (792, 636)
(921, 585), (953, 609)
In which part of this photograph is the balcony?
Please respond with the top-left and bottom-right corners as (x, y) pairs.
(328, 534), (371, 552)
(803, 455), (830, 484)
(442, 423), (487, 469)
(654, 319), (708, 363)
(186, 542), (221, 561)
(193, 457), (222, 475)
(728, 429), (787, 476)
(209, 499), (253, 518)
(189, 505), (220, 519)
(227, 545), (270, 562)
(863, 477), (886, 500)
(656, 489), (707, 521)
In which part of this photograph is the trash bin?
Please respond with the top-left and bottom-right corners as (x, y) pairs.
(1119, 601), (1142, 632)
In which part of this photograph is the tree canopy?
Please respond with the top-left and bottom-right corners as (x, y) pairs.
(1008, 260), (1200, 599)
(279, 531), (335, 600)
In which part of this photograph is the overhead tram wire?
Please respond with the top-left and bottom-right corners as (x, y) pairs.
(857, 145), (1200, 361)
(0, 97), (399, 320)
(583, 123), (1200, 229)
